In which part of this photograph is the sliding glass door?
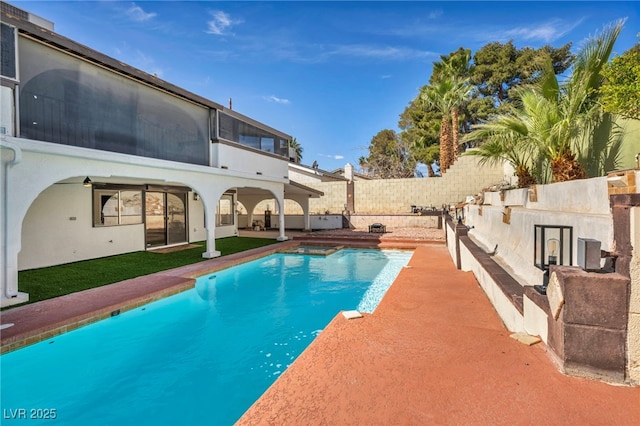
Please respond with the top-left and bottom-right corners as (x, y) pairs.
(145, 192), (187, 248)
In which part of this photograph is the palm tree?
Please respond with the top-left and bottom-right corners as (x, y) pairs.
(548, 19), (624, 181)
(421, 78), (472, 173)
(421, 79), (456, 173)
(464, 20), (625, 184)
(438, 49), (474, 160)
(462, 102), (541, 187)
(421, 49), (473, 174)
(450, 83), (473, 160)
(288, 137), (303, 163)
(358, 156), (370, 175)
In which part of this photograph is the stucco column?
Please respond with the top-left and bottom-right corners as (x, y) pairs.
(1, 141), (26, 306)
(302, 200), (311, 231)
(287, 194), (311, 231)
(276, 194), (288, 241)
(201, 193), (220, 259)
(299, 197), (311, 231)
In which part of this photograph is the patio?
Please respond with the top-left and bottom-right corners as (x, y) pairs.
(238, 244), (640, 425)
(1, 231), (638, 424)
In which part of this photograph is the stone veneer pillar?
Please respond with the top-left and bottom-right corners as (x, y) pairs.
(610, 193), (640, 384)
(545, 266), (629, 382)
(543, 193), (639, 383)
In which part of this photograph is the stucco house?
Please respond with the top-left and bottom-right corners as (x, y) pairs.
(0, 2), (321, 307)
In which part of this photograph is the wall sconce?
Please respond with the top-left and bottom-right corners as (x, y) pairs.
(534, 224), (573, 295)
(83, 176), (92, 187)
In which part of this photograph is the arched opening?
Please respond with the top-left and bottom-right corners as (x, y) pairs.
(19, 176), (203, 271)
(235, 187), (279, 232)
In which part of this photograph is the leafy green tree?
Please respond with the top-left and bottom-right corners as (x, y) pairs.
(362, 129), (416, 178)
(465, 20), (625, 184)
(412, 143), (440, 177)
(470, 41), (573, 113)
(288, 137), (303, 163)
(400, 43), (571, 177)
(399, 95), (440, 176)
(600, 42), (640, 120)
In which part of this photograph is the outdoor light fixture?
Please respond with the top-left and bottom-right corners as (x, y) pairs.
(534, 224), (573, 295)
(83, 176), (92, 187)
(577, 238), (601, 271)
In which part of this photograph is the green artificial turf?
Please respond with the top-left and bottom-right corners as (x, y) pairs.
(16, 237), (277, 305)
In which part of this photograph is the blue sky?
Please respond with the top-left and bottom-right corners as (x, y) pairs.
(14, 1), (640, 172)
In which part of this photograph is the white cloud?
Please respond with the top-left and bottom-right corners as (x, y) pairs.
(264, 95), (290, 105)
(126, 48), (163, 78)
(380, 75), (392, 79)
(207, 11), (243, 36)
(500, 18), (584, 43)
(329, 44), (434, 60)
(126, 3), (156, 22)
(427, 9), (443, 20)
(319, 154), (344, 160)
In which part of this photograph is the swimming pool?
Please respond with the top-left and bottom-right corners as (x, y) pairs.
(1, 248), (412, 425)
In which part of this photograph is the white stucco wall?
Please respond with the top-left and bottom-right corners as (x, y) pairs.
(523, 295), (549, 343)
(466, 178), (614, 288)
(528, 177), (611, 215)
(19, 188), (238, 270)
(19, 184), (145, 270)
(237, 214), (341, 231)
(446, 222), (456, 261)
(288, 165), (339, 184)
(188, 195), (207, 242)
(459, 239), (525, 332)
(212, 143), (289, 180)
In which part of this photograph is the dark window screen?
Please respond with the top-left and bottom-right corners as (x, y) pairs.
(18, 39), (209, 165)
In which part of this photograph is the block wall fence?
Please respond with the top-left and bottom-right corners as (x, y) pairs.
(250, 156), (506, 215)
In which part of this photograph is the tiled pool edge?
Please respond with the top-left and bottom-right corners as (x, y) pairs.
(0, 241), (299, 354)
(0, 279), (195, 354)
(0, 238), (440, 354)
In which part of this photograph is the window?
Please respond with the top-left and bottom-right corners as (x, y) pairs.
(1, 23), (17, 80)
(217, 111), (288, 157)
(216, 194), (234, 226)
(93, 189), (143, 226)
(261, 137), (274, 153)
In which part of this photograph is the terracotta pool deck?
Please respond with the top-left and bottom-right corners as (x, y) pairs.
(1, 233), (639, 424)
(239, 244), (640, 425)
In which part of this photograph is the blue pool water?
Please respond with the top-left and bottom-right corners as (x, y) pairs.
(1, 249), (411, 425)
